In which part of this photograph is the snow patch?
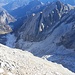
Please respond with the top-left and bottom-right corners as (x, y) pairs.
(39, 23), (44, 32)
(0, 68), (4, 73)
(7, 72), (13, 75)
(32, 13), (35, 16)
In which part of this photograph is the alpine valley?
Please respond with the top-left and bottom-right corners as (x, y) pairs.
(0, 0), (75, 75)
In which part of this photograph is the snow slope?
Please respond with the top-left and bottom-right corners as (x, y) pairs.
(0, 44), (74, 75)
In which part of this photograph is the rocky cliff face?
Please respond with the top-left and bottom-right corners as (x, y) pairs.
(0, 44), (74, 75)
(0, 7), (15, 34)
(16, 1), (74, 42)
(0, 7), (15, 45)
(0, 0), (15, 3)
(59, 27), (75, 49)
(40, 0), (75, 5)
(9, 0), (44, 19)
(0, 7), (15, 25)
(13, 1), (75, 73)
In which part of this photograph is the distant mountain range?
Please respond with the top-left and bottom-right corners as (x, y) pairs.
(40, 0), (75, 5)
(2, 0), (75, 12)
(0, 0), (14, 3)
(3, 0), (32, 12)
(0, 0), (75, 74)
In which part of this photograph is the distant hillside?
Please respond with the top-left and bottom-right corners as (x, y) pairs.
(9, 0), (44, 18)
(0, 0), (13, 3)
(3, 0), (32, 12)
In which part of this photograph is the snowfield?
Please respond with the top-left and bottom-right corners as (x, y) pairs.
(0, 44), (74, 75)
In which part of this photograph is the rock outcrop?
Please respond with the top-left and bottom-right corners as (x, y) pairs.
(0, 8), (14, 34)
(0, 7), (15, 25)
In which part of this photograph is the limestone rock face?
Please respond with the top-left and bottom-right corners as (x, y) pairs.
(0, 25), (12, 34)
(0, 8), (15, 25)
(0, 7), (15, 34)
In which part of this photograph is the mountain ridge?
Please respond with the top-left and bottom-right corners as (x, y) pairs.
(12, 1), (75, 73)
(15, 1), (74, 42)
(0, 0), (75, 74)
(0, 44), (74, 75)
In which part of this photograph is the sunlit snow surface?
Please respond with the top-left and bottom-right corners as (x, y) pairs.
(0, 44), (75, 75)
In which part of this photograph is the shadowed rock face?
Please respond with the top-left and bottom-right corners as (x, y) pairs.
(55, 8), (75, 49)
(58, 29), (75, 49)
(40, 0), (75, 5)
(0, 0), (14, 3)
(0, 8), (14, 46)
(0, 8), (15, 25)
(16, 1), (74, 42)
